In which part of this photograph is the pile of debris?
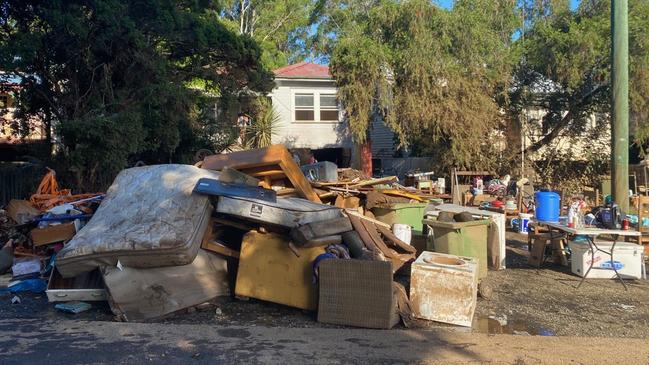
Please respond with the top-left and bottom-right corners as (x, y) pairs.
(0, 144), (480, 329)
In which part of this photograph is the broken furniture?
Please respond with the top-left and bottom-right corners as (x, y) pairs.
(410, 251), (478, 327)
(450, 169), (495, 205)
(347, 212), (417, 272)
(102, 250), (229, 321)
(56, 165), (218, 278)
(538, 221), (642, 290)
(235, 231), (323, 311)
(527, 229), (568, 268)
(423, 218), (490, 280)
(317, 259), (399, 329)
(201, 144), (322, 203)
(425, 204), (506, 270)
(46, 267), (107, 302)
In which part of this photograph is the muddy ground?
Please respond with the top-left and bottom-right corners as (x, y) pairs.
(2, 231), (649, 338)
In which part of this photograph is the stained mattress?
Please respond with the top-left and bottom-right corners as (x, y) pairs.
(57, 164), (219, 278)
(216, 196), (342, 228)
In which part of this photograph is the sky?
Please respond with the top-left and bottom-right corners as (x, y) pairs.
(437, 0), (581, 10)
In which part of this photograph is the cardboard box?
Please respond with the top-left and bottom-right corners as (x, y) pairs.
(6, 199), (40, 225)
(235, 231), (323, 310)
(30, 222), (77, 246)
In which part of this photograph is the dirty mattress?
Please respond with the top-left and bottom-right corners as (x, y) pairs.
(56, 164), (218, 278)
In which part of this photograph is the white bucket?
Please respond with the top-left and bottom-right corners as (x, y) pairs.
(392, 224), (412, 245)
(519, 213), (532, 234)
(437, 178), (446, 194)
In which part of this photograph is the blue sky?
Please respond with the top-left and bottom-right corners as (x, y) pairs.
(437, 0), (580, 10)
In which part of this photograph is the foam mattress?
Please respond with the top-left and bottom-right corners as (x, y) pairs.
(57, 164), (218, 278)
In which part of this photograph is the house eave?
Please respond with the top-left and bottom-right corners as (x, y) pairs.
(274, 76), (334, 83)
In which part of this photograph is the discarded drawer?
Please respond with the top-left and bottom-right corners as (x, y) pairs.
(410, 251), (478, 327)
(47, 267), (107, 302)
(236, 231), (323, 310)
(317, 259), (398, 329)
(217, 196), (342, 228)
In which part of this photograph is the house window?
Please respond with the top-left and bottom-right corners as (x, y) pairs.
(294, 93), (314, 121)
(0, 95), (8, 109)
(320, 94), (338, 121)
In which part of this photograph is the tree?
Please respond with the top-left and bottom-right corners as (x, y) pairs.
(220, 0), (319, 69)
(516, 0), (649, 156)
(0, 0), (273, 190)
(326, 0), (520, 172)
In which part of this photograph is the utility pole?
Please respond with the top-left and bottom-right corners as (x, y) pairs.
(611, 0), (629, 212)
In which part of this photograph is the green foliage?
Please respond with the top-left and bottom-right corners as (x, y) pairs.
(247, 99), (280, 148)
(0, 0), (273, 190)
(518, 0), (649, 154)
(220, 0), (320, 69)
(328, 0), (519, 172)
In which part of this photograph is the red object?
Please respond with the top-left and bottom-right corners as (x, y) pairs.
(490, 200), (504, 208)
(623, 218), (630, 230)
(360, 140), (373, 178)
(273, 62), (331, 79)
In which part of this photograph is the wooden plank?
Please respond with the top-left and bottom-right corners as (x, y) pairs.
(249, 170), (285, 178)
(376, 225), (417, 254)
(277, 188), (297, 196)
(347, 213), (380, 253)
(344, 209), (390, 229)
(202, 145), (321, 203)
(202, 146), (284, 170)
(277, 152), (322, 203)
(378, 189), (425, 202)
(348, 176), (397, 189)
(454, 171), (494, 176)
(347, 213), (413, 272)
(201, 240), (241, 259)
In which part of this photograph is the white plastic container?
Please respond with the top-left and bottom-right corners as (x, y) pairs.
(569, 240), (643, 279)
(392, 223), (412, 245)
(437, 178), (446, 194)
(410, 251), (478, 327)
(519, 213), (532, 234)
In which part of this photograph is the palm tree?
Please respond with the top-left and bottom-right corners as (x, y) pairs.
(247, 99), (280, 148)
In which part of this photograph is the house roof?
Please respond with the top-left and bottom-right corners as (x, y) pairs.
(273, 62), (331, 79)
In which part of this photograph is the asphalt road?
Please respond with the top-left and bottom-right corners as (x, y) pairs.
(2, 317), (649, 364)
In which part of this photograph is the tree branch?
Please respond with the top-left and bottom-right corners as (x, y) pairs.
(262, 10), (295, 42)
(523, 84), (605, 154)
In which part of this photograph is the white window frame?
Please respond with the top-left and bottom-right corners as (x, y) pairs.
(291, 89), (340, 124)
(294, 92), (315, 122)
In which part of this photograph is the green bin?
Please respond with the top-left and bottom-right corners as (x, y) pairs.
(371, 203), (429, 235)
(422, 218), (489, 280)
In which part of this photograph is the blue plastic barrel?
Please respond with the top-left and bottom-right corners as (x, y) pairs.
(535, 191), (560, 222)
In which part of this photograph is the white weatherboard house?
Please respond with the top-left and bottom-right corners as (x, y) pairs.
(270, 62), (396, 167)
